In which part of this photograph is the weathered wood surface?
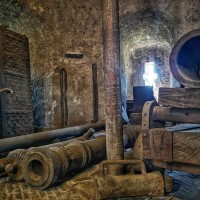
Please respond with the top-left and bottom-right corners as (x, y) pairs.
(158, 87), (200, 108)
(143, 128), (172, 161)
(144, 125), (200, 166)
(173, 131), (200, 165)
(153, 106), (200, 124)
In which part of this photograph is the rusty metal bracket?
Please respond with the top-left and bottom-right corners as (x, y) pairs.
(142, 100), (159, 130)
(142, 101), (165, 159)
(100, 159), (146, 175)
(0, 88), (13, 94)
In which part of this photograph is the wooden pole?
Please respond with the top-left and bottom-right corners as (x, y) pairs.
(103, 0), (124, 175)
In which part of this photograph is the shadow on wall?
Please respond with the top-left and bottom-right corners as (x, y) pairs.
(32, 76), (45, 132)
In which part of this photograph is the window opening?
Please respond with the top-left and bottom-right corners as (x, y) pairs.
(143, 61), (157, 87)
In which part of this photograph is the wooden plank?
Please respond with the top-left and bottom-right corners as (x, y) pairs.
(149, 128), (172, 161)
(173, 131), (200, 165)
(158, 87), (200, 108)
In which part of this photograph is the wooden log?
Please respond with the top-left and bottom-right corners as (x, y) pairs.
(158, 87), (200, 108)
(153, 106), (200, 124)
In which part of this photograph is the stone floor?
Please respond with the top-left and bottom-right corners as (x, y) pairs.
(0, 165), (200, 200)
(0, 166), (98, 200)
(166, 170), (200, 200)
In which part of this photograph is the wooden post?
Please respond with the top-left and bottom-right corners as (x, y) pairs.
(103, 0), (124, 175)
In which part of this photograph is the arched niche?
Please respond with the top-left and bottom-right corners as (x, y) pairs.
(130, 44), (171, 99)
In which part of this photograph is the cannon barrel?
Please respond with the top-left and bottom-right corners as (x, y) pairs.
(3, 128), (96, 181)
(4, 129), (135, 183)
(22, 136), (106, 190)
(94, 160), (173, 199)
(95, 171), (165, 199)
(0, 121), (105, 153)
(170, 29), (200, 87)
(4, 129), (135, 189)
(152, 106), (200, 124)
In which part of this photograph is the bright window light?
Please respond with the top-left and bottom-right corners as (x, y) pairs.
(143, 62), (157, 86)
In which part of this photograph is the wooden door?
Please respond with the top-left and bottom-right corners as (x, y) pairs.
(0, 27), (33, 138)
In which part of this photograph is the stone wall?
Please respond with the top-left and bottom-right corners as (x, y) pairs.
(119, 0), (179, 102)
(0, 0), (104, 130)
(119, 0), (200, 103)
(178, 0), (200, 36)
(1, 0), (200, 129)
(131, 45), (171, 99)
